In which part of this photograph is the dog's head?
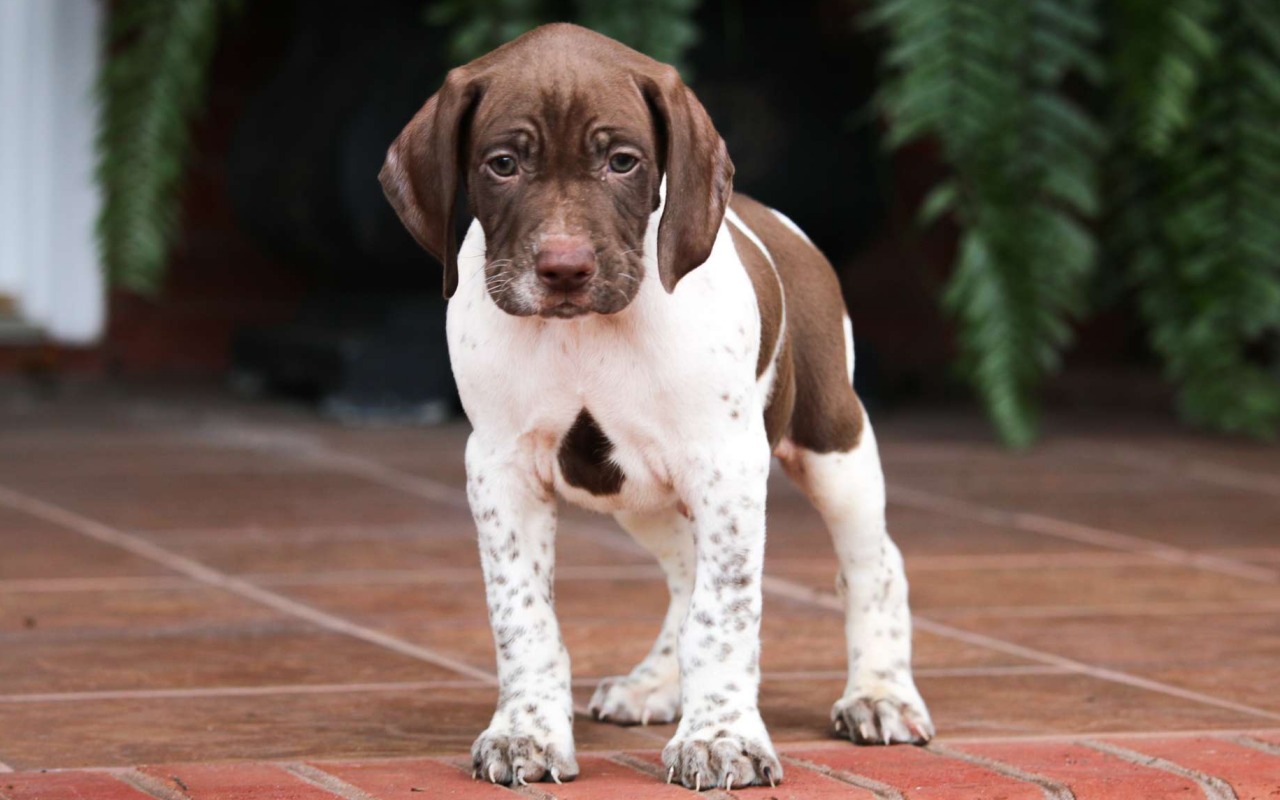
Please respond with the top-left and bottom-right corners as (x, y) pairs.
(379, 24), (733, 317)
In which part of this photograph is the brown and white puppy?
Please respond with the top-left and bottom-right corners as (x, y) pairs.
(380, 23), (932, 791)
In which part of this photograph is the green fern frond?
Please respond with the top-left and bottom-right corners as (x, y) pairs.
(574, 0), (700, 71)
(96, 0), (231, 294)
(1111, 0), (1219, 156)
(430, 0), (701, 71)
(1120, 0), (1280, 437)
(426, 0), (550, 63)
(873, 0), (1105, 447)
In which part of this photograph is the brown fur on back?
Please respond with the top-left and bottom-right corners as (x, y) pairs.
(730, 194), (864, 454)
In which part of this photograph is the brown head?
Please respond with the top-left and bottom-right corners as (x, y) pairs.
(379, 24), (734, 318)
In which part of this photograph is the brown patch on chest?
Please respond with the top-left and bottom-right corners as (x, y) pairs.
(729, 194), (864, 454)
(558, 409), (625, 495)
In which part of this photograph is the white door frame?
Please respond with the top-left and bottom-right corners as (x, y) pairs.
(0, 0), (106, 344)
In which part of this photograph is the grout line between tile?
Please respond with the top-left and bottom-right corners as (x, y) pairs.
(192, 423), (472, 511)
(925, 742), (1075, 800)
(915, 601), (1280, 620)
(279, 762), (383, 800)
(607, 752), (667, 779)
(888, 484), (1279, 583)
(1081, 739), (1237, 800)
(249, 565), (662, 586)
(780, 754), (905, 800)
(762, 575), (1280, 723)
(0, 680), (494, 704)
(1231, 735), (1280, 756)
(758, 666), (1073, 681)
(1086, 444), (1280, 499)
(897, 552), (1163, 571)
(0, 576), (200, 593)
(111, 768), (192, 800)
(923, 727), (1280, 747)
(0, 484), (497, 686)
(0, 668), (1066, 707)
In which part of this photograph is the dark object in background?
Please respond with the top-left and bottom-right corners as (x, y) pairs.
(226, 0), (459, 419)
(226, 0), (885, 419)
(231, 295), (453, 423)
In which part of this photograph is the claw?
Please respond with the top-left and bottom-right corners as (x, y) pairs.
(724, 772), (734, 791)
(551, 768), (563, 785)
(764, 765), (777, 788)
(641, 707), (651, 726)
(694, 772), (701, 792)
(667, 767), (675, 784)
(472, 769), (479, 781)
(515, 768), (527, 786)
(884, 729), (892, 745)
(488, 764), (498, 784)
(834, 717), (845, 733)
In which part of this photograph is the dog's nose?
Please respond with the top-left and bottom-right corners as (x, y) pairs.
(536, 237), (596, 292)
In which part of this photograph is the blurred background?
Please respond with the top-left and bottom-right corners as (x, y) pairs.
(2, 3), (1279, 789)
(2, 0), (1278, 446)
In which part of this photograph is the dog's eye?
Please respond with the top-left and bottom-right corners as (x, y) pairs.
(608, 153), (639, 174)
(488, 155), (518, 177)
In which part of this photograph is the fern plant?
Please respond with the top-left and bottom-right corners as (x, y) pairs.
(870, 0), (1106, 447)
(96, 0), (235, 294)
(429, 0), (700, 69)
(874, 0), (1280, 443)
(1111, 0), (1280, 437)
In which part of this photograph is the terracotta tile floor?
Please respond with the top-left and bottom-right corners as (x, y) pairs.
(1, 386), (1278, 797)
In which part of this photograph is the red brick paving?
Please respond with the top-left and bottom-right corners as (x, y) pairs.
(1, 388), (1279, 797)
(4, 737), (1280, 798)
(136, 763), (343, 800)
(1117, 737), (1280, 799)
(0, 772), (156, 800)
(789, 743), (1047, 798)
(953, 740), (1205, 798)
(307, 758), (514, 799)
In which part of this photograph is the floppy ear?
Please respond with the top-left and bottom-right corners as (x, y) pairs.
(641, 67), (735, 292)
(379, 69), (481, 298)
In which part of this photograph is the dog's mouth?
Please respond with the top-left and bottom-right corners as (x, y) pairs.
(539, 298), (593, 319)
(485, 252), (644, 318)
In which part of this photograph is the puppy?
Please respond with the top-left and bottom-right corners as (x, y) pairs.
(380, 23), (933, 790)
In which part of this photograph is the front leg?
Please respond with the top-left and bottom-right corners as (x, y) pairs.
(466, 435), (577, 785)
(662, 436), (782, 791)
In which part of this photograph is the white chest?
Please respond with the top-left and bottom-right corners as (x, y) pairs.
(446, 218), (768, 515)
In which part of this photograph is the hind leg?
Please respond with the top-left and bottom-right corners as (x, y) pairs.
(588, 507), (693, 725)
(777, 417), (934, 744)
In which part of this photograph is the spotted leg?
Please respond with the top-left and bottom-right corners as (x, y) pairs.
(661, 437), (783, 790)
(466, 435), (578, 785)
(778, 416), (934, 745)
(589, 508), (694, 725)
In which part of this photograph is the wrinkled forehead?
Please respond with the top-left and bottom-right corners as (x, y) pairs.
(470, 71), (656, 150)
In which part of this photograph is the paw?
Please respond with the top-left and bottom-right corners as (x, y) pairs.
(588, 675), (681, 726)
(832, 682), (934, 744)
(471, 730), (578, 786)
(662, 720), (781, 790)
